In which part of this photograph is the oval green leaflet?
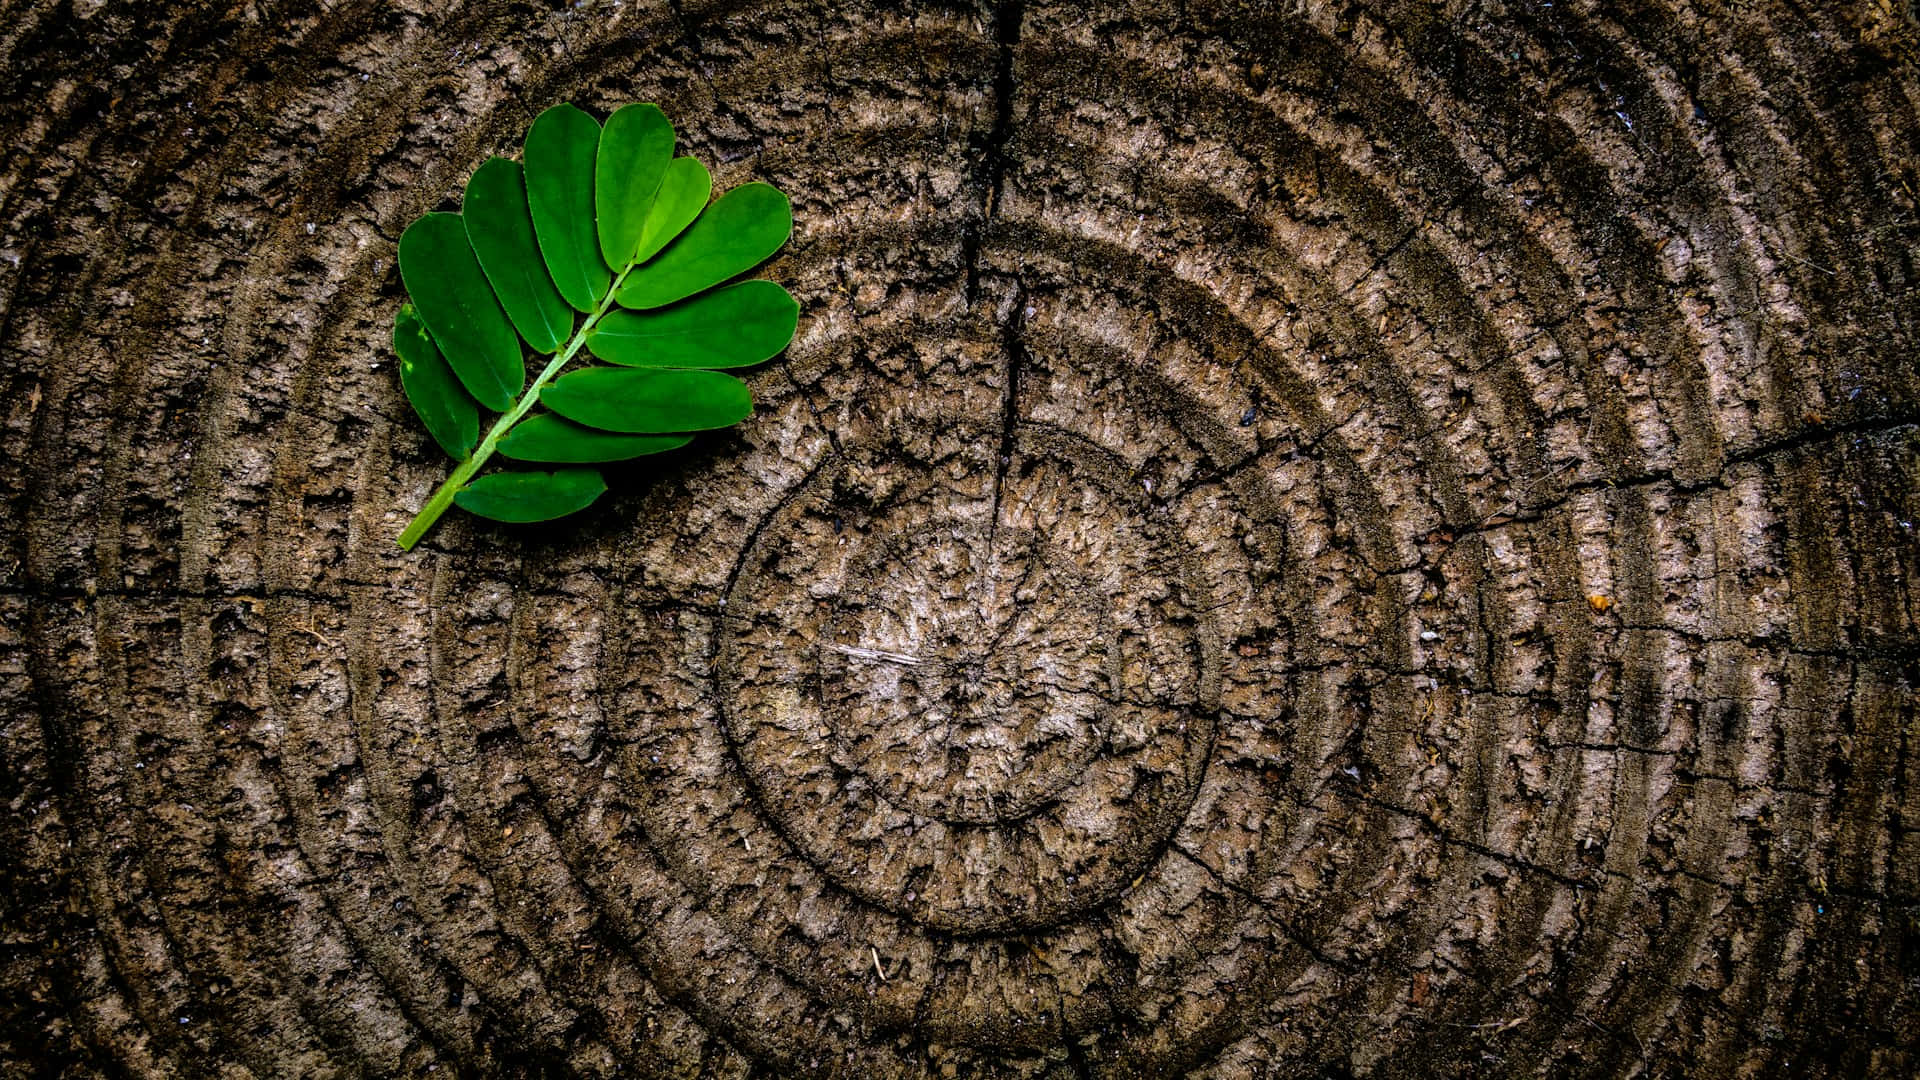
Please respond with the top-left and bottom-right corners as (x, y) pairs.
(465, 157), (573, 354)
(453, 469), (607, 523)
(588, 280), (798, 369)
(543, 367), (755, 433)
(393, 303), (478, 459)
(497, 415), (692, 464)
(615, 182), (792, 309)
(390, 103), (799, 550)
(524, 104), (611, 312)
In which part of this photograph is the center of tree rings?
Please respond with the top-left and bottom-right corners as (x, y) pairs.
(716, 425), (1222, 933)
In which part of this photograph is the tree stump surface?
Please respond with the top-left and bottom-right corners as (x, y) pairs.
(3, 1), (1918, 1076)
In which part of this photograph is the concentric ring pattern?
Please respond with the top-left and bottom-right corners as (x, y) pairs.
(3, 0), (1918, 1076)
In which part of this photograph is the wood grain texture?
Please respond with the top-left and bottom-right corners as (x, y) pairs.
(1, 1), (1917, 1077)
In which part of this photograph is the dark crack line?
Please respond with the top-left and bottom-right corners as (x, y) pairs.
(984, 0), (1021, 214)
(961, 0), (1022, 306)
(1168, 841), (1357, 975)
(781, 364), (846, 458)
(987, 281), (1028, 547)
(1337, 788), (1609, 893)
(1171, 829), (1684, 1066)
(956, 1), (1025, 546)
(663, 0), (703, 72)
(1063, 1022), (1095, 1080)
(1177, 414), (1920, 565)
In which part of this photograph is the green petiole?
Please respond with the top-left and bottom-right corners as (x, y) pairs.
(396, 265), (634, 550)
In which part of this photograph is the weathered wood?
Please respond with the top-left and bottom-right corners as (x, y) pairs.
(1, 1), (1916, 1076)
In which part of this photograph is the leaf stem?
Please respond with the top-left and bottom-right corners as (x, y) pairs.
(397, 267), (633, 549)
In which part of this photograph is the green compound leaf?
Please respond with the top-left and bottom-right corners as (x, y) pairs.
(391, 102), (797, 548)
(616, 182), (792, 310)
(454, 468), (607, 523)
(393, 303), (479, 459)
(498, 413), (694, 463)
(465, 157), (573, 353)
(633, 156), (712, 265)
(588, 280), (798, 368)
(595, 103), (675, 269)
(542, 367), (753, 433)
(525, 103), (611, 313)
(398, 212), (523, 411)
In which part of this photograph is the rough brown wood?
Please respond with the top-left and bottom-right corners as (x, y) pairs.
(3, 1), (1918, 1076)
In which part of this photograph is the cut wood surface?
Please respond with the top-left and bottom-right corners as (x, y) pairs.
(2, 1), (1917, 1077)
